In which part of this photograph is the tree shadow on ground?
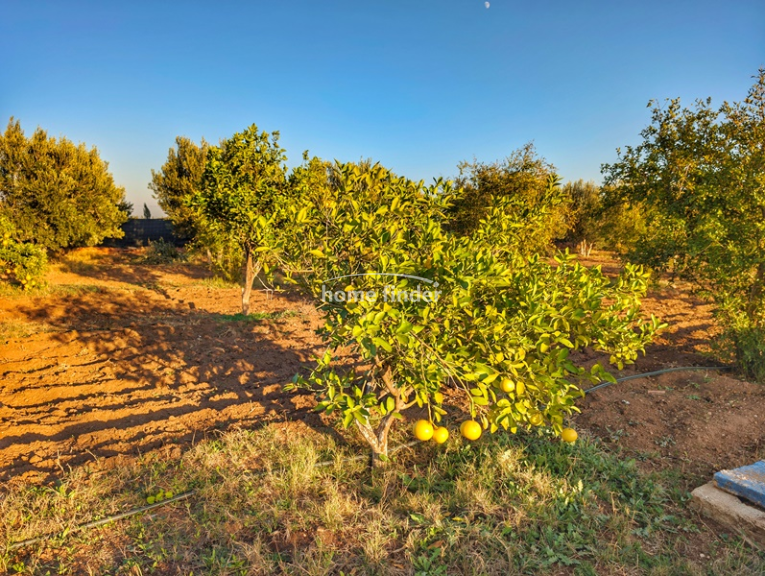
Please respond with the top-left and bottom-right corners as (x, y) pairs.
(0, 282), (346, 483)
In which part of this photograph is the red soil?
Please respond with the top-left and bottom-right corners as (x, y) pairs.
(0, 248), (763, 486)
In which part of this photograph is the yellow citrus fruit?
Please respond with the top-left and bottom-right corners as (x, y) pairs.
(414, 420), (434, 441)
(561, 428), (578, 443)
(528, 412), (544, 426)
(515, 381), (525, 395)
(460, 420), (482, 441)
(499, 378), (515, 393)
(432, 426), (449, 444)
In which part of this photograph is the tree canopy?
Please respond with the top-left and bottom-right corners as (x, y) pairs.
(191, 124), (288, 314)
(149, 136), (209, 239)
(448, 143), (570, 254)
(602, 69), (765, 380)
(0, 118), (128, 251)
(282, 163), (662, 462)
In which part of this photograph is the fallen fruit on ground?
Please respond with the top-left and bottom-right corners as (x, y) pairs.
(561, 428), (578, 443)
(432, 426), (449, 444)
(460, 420), (482, 441)
(414, 419), (434, 441)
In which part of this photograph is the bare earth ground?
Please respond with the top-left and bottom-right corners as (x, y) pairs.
(0, 248), (763, 488)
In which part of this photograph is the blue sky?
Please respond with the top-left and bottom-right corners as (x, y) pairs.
(1, 1), (763, 216)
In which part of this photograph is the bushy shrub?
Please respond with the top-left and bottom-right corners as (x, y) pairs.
(0, 213), (47, 289)
(141, 238), (186, 265)
(0, 118), (128, 251)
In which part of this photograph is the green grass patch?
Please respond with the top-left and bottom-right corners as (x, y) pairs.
(48, 284), (105, 296)
(2, 428), (762, 575)
(0, 282), (105, 299)
(192, 276), (242, 290)
(216, 310), (299, 323)
(0, 319), (60, 341)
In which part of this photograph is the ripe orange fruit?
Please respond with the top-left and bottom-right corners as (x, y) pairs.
(499, 378), (514, 393)
(432, 426), (449, 444)
(561, 428), (578, 443)
(460, 420), (482, 441)
(414, 419), (434, 441)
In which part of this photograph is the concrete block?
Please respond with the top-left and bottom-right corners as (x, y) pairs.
(691, 482), (765, 549)
(714, 461), (765, 509)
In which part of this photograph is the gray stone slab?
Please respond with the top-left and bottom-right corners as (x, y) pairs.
(691, 482), (765, 549)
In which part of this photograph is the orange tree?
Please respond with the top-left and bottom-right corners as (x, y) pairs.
(190, 124), (289, 314)
(602, 70), (765, 381)
(280, 163), (664, 465)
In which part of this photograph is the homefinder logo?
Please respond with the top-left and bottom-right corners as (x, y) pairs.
(321, 273), (442, 304)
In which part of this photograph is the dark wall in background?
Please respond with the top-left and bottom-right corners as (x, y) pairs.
(104, 219), (187, 247)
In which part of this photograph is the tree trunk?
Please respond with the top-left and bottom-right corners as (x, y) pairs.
(355, 420), (390, 468)
(371, 435), (389, 469)
(242, 244), (260, 316)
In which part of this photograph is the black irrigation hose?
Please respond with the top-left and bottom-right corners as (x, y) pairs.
(583, 365), (732, 395)
(4, 366), (732, 553)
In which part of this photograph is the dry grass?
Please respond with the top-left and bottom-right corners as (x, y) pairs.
(1, 426), (763, 575)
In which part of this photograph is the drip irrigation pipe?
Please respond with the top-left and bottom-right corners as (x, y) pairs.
(4, 366), (732, 552)
(584, 365), (731, 395)
(6, 491), (195, 551)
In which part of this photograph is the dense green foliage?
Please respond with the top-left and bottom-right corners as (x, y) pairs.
(191, 124), (289, 314)
(149, 136), (209, 239)
(602, 70), (765, 381)
(151, 136), (247, 281)
(561, 180), (601, 254)
(0, 118), (128, 251)
(448, 143), (570, 255)
(0, 212), (47, 289)
(282, 163), (663, 460)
